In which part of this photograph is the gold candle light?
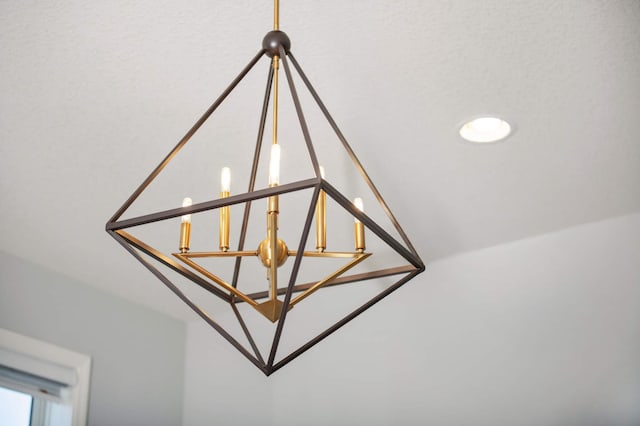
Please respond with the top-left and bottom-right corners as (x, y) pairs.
(219, 167), (231, 251)
(316, 166), (326, 252)
(179, 197), (192, 253)
(353, 197), (365, 253)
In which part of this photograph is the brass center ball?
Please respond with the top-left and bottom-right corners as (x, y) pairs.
(257, 238), (289, 268)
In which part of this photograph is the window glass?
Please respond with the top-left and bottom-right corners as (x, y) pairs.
(0, 386), (32, 426)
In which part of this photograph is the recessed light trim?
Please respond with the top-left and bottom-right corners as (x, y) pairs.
(459, 117), (512, 143)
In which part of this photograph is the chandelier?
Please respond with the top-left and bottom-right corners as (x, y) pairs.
(106, 0), (424, 376)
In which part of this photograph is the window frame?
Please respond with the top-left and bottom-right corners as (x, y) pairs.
(0, 328), (91, 426)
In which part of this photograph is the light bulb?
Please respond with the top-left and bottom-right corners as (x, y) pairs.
(268, 144), (281, 186)
(181, 197), (192, 223)
(459, 117), (511, 143)
(221, 167), (231, 192)
(353, 197), (364, 223)
(319, 165), (325, 179)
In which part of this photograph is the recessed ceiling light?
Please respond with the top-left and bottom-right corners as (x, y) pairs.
(459, 117), (512, 143)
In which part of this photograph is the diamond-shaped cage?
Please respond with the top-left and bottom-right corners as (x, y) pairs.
(106, 40), (425, 376)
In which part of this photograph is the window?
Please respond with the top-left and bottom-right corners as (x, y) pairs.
(0, 329), (91, 426)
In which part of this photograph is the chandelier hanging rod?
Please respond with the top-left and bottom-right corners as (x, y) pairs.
(274, 0), (279, 31)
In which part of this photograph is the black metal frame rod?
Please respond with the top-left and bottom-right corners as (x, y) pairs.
(266, 185), (321, 369)
(107, 178), (320, 231)
(108, 49), (267, 225)
(109, 230), (266, 373)
(321, 180), (423, 268)
(278, 47), (321, 178)
(115, 230), (230, 302)
(287, 53), (422, 264)
(232, 61), (275, 290)
(231, 303), (265, 364)
(240, 264), (417, 302)
(270, 267), (423, 375)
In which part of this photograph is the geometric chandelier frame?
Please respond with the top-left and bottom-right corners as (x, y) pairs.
(106, 5), (424, 376)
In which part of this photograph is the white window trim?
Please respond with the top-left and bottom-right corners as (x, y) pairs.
(0, 328), (91, 426)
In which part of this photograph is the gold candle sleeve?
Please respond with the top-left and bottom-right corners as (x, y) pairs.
(316, 190), (326, 252)
(354, 221), (365, 253)
(219, 191), (230, 251)
(179, 222), (191, 253)
(353, 197), (365, 252)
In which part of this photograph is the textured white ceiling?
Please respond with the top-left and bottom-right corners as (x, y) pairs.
(1, 0), (639, 320)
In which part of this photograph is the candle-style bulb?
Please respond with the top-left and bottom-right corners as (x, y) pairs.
(221, 167), (231, 192)
(268, 144), (281, 186)
(181, 197), (193, 223)
(319, 165), (325, 179)
(179, 197), (193, 253)
(353, 197), (364, 223)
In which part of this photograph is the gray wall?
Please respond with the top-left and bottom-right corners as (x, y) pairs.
(0, 252), (186, 426)
(182, 213), (640, 426)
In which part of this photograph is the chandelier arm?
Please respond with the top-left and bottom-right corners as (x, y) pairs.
(278, 47), (321, 178)
(266, 184), (322, 370)
(287, 251), (363, 258)
(288, 253), (372, 308)
(321, 180), (423, 269)
(106, 49), (266, 226)
(180, 251), (256, 258)
(287, 53), (423, 266)
(232, 61), (275, 290)
(230, 303), (265, 365)
(240, 264), (417, 302)
(172, 254), (259, 307)
(107, 178), (319, 231)
(108, 230), (266, 373)
(113, 230), (231, 302)
(270, 267), (423, 375)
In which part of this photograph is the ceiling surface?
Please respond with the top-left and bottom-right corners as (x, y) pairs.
(1, 0), (639, 320)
